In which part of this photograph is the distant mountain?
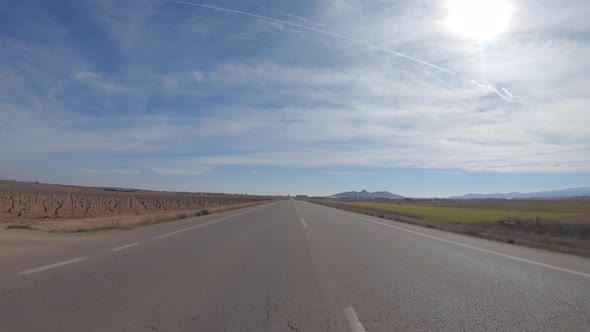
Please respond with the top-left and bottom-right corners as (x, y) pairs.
(449, 188), (590, 199)
(330, 189), (404, 200)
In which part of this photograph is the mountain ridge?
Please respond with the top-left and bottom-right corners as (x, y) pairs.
(449, 187), (590, 199)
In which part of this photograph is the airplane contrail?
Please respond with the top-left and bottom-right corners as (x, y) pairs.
(166, 0), (520, 104)
(169, 0), (454, 74)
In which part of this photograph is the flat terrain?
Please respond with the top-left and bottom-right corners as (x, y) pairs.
(1, 200), (590, 331)
(322, 199), (590, 223)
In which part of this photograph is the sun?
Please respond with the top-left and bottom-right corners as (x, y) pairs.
(444, 0), (514, 42)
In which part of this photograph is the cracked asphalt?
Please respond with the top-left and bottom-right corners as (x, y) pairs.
(1, 199), (590, 331)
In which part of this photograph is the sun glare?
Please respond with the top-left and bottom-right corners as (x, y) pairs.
(444, 0), (514, 42)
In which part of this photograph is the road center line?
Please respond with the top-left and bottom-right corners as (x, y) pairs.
(334, 209), (590, 278)
(300, 217), (308, 228)
(344, 307), (366, 332)
(153, 204), (267, 240)
(110, 242), (139, 252)
(19, 258), (88, 275)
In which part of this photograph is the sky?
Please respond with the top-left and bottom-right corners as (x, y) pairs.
(1, 0), (589, 197)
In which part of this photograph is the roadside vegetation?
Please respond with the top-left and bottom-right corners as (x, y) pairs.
(1, 180), (275, 232)
(309, 198), (590, 257)
(326, 200), (578, 223)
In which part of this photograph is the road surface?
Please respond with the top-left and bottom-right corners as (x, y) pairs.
(1, 200), (589, 331)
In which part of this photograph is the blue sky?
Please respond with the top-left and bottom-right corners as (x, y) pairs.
(1, 0), (589, 197)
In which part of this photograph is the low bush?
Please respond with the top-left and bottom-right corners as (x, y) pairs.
(6, 224), (32, 230)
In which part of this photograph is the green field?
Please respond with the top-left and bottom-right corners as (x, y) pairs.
(326, 200), (583, 223)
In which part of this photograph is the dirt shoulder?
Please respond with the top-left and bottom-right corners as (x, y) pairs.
(309, 200), (590, 258)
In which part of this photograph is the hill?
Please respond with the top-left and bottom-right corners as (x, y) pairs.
(449, 187), (590, 199)
(330, 189), (404, 200)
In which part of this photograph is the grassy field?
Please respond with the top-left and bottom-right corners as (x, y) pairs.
(325, 200), (584, 223)
(310, 198), (590, 257)
(413, 199), (590, 214)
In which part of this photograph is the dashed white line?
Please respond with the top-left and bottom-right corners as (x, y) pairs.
(110, 242), (139, 252)
(300, 217), (308, 228)
(16, 203), (275, 276)
(344, 307), (366, 332)
(20, 258), (88, 275)
(334, 209), (590, 279)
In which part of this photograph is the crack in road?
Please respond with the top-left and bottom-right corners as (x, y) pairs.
(145, 324), (166, 332)
(286, 319), (301, 332)
(263, 291), (271, 325)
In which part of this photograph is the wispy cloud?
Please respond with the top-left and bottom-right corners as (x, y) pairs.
(279, 11), (326, 27)
(73, 168), (141, 175)
(1, 0), (589, 194)
(151, 167), (211, 176)
(257, 19), (301, 33)
(321, 170), (373, 176)
(74, 71), (101, 80)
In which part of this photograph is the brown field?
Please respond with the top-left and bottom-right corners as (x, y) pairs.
(309, 198), (590, 257)
(0, 181), (278, 232)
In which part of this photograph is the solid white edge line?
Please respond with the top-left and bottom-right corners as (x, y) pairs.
(20, 258), (88, 275)
(110, 242), (139, 252)
(153, 220), (217, 239)
(333, 209), (590, 278)
(300, 217), (308, 228)
(152, 203), (269, 240)
(344, 307), (366, 332)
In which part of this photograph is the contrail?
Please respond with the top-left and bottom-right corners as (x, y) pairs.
(169, 0), (454, 74)
(166, 0), (521, 104)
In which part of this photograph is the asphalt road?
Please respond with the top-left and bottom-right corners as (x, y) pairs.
(1, 199), (590, 331)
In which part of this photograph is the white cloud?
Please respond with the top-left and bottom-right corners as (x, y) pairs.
(74, 71), (101, 80)
(74, 168), (141, 175)
(257, 19), (301, 33)
(1, 0), (589, 178)
(191, 70), (204, 81)
(151, 166), (211, 176)
(278, 11), (326, 27)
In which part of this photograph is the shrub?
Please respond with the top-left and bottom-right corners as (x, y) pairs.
(6, 224), (32, 230)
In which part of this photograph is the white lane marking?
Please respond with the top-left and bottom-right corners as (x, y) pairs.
(20, 258), (87, 275)
(153, 204), (267, 240)
(153, 219), (221, 239)
(344, 307), (366, 332)
(334, 209), (590, 278)
(300, 217), (308, 228)
(110, 242), (139, 252)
